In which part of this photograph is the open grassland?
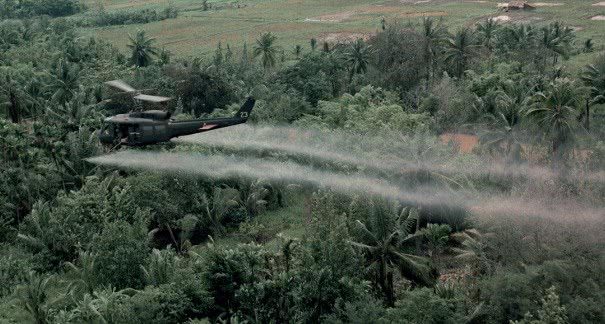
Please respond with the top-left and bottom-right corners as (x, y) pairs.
(81, 0), (605, 64)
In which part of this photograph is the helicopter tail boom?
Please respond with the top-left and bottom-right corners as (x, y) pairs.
(235, 97), (255, 120)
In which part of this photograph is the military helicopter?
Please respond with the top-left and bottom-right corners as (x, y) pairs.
(98, 80), (255, 147)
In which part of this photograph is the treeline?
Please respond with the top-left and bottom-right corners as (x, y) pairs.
(0, 0), (82, 19)
(74, 6), (179, 27)
(0, 10), (604, 324)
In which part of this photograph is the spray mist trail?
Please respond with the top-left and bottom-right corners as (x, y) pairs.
(175, 125), (605, 184)
(87, 151), (604, 224)
(87, 151), (466, 207)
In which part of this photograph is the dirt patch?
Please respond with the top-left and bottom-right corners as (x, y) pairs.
(306, 6), (447, 22)
(414, 0), (432, 4)
(592, 2), (605, 6)
(318, 32), (374, 44)
(492, 15), (511, 22)
(102, 0), (167, 10)
(590, 15), (605, 20)
(398, 10), (448, 17)
(531, 2), (564, 6)
(306, 11), (356, 22)
(440, 133), (479, 153)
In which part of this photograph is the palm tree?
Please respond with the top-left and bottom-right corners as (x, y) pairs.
(253, 32), (278, 69)
(526, 78), (582, 168)
(479, 81), (530, 162)
(237, 179), (269, 218)
(15, 272), (55, 324)
(451, 229), (493, 275)
(497, 24), (537, 67)
(344, 39), (371, 81)
(540, 22), (574, 65)
(420, 17), (447, 86)
(476, 18), (499, 52)
(580, 54), (605, 130)
(48, 58), (80, 105)
(582, 38), (594, 53)
(444, 27), (478, 78)
(127, 30), (159, 67)
(310, 38), (317, 51)
(0, 68), (34, 123)
(141, 248), (178, 286)
(294, 44), (302, 59)
(200, 186), (240, 236)
(322, 41), (330, 52)
(64, 251), (97, 295)
(159, 47), (171, 65)
(350, 201), (435, 307)
(240, 42), (249, 68)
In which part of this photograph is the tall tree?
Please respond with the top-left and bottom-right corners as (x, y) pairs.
(344, 38), (371, 81)
(240, 41), (249, 68)
(526, 78), (582, 168)
(479, 80), (531, 162)
(48, 58), (80, 105)
(350, 201), (435, 307)
(127, 30), (158, 67)
(420, 17), (447, 86)
(213, 41), (223, 66)
(444, 27), (478, 78)
(540, 22), (574, 65)
(476, 18), (499, 52)
(0, 68), (32, 123)
(253, 32), (278, 69)
(310, 37), (317, 51)
(580, 54), (605, 131)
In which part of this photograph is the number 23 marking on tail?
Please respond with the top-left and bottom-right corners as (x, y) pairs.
(240, 112), (249, 118)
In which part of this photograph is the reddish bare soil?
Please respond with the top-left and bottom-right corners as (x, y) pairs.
(440, 133), (479, 153)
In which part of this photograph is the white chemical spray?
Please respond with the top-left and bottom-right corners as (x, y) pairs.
(174, 125), (605, 184)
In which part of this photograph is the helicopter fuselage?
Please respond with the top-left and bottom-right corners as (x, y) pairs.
(99, 98), (255, 146)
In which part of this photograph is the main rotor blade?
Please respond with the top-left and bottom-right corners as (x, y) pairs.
(105, 80), (137, 93)
(134, 94), (172, 103)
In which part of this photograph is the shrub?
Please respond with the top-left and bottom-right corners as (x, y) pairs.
(383, 288), (466, 324)
(0, 244), (36, 297)
(18, 176), (150, 265)
(127, 284), (192, 324)
(89, 220), (150, 289)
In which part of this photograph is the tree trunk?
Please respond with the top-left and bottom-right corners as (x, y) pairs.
(552, 133), (564, 171)
(8, 91), (20, 123)
(379, 259), (395, 307)
(585, 98), (590, 131)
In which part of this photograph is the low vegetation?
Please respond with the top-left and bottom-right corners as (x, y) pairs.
(0, 1), (604, 323)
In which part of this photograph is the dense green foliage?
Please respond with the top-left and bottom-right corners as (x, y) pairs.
(1, 4), (604, 323)
(0, 0), (81, 19)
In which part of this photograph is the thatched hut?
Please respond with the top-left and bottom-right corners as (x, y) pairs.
(500, 1), (536, 11)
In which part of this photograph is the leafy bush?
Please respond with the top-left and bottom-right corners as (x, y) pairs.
(80, 7), (178, 27)
(127, 284), (192, 324)
(89, 220), (150, 289)
(18, 176), (150, 265)
(383, 288), (466, 324)
(296, 85), (432, 133)
(0, 245), (36, 297)
(479, 260), (605, 323)
(203, 243), (265, 315)
(0, 0), (82, 19)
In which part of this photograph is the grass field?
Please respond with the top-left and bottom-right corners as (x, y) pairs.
(79, 0), (605, 65)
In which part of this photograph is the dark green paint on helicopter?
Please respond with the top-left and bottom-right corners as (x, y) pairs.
(99, 97), (255, 146)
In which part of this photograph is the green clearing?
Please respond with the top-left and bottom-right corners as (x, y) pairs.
(80, 0), (605, 64)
